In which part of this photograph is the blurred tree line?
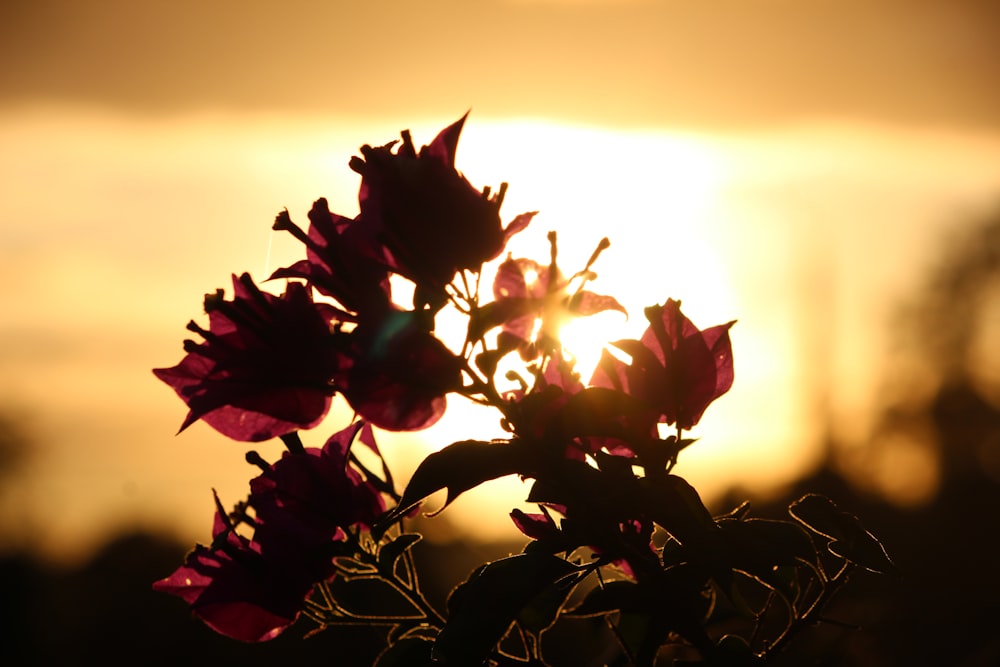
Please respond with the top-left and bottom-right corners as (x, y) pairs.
(3, 205), (1000, 665)
(739, 202), (1000, 666)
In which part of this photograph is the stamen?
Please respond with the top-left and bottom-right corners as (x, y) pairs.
(245, 450), (270, 472)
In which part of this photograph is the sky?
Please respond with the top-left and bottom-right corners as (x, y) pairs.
(2, 0), (1000, 564)
(3, 0), (999, 129)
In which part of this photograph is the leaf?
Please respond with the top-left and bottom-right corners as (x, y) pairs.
(789, 494), (896, 575)
(378, 533), (422, 575)
(526, 458), (642, 525)
(375, 636), (436, 667)
(710, 634), (765, 666)
(326, 575), (424, 618)
(550, 386), (653, 443)
(333, 557), (379, 577)
(718, 518), (818, 571)
(474, 331), (522, 378)
(469, 297), (542, 340)
(433, 553), (579, 665)
(614, 611), (655, 665)
(718, 500), (752, 521)
(565, 580), (643, 617)
(384, 439), (534, 524)
(639, 474), (717, 547)
(517, 573), (578, 637)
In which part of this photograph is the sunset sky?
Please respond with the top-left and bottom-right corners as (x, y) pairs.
(2, 0), (1000, 564)
(3, 0), (999, 128)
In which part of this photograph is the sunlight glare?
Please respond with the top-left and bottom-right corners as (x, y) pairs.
(557, 310), (627, 380)
(456, 118), (736, 356)
(402, 120), (747, 537)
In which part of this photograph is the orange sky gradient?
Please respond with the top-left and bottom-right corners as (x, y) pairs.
(3, 0), (999, 130)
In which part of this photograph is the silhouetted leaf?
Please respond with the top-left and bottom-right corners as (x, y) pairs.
(565, 580), (642, 617)
(433, 553), (578, 665)
(675, 635), (765, 667)
(550, 386), (653, 444)
(474, 331), (522, 378)
(517, 568), (579, 636)
(375, 636), (436, 667)
(615, 611), (655, 664)
(640, 474), (717, 547)
(326, 575), (424, 618)
(789, 494), (896, 574)
(526, 458), (643, 526)
(333, 557), (378, 577)
(378, 533), (422, 575)
(711, 634), (765, 666)
(469, 297), (542, 340)
(718, 500), (752, 521)
(387, 439), (533, 521)
(719, 518), (817, 571)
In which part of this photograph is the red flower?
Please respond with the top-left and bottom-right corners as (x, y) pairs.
(152, 492), (318, 642)
(341, 310), (463, 431)
(592, 299), (734, 431)
(490, 255), (626, 360)
(270, 198), (392, 321)
(154, 424), (387, 642)
(249, 422), (386, 559)
(348, 114), (534, 303)
(153, 273), (343, 442)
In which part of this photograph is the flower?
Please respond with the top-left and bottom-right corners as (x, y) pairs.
(154, 424), (386, 642)
(153, 273), (343, 442)
(270, 198), (392, 321)
(592, 299), (734, 430)
(249, 421), (386, 562)
(152, 492), (318, 642)
(348, 114), (534, 304)
(484, 242), (626, 359)
(341, 310), (463, 431)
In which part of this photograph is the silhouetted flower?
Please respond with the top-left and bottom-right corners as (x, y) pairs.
(271, 198), (391, 320)
(490, 254), (625, 360)
(152, 492), (316, 642)
(249, 422), (386, 563)
(348, 114), (534, 305)
(592, 299), (734, 430)
(153, 273), (343, 441)
(341, 310), (463, 431)
(504, 383), (639, 462)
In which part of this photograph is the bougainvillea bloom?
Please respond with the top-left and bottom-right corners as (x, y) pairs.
(153, 273), (342, 441)
(339, 310), (463, 431)
(348, 114), (534, 301)
(270, 198), (391, 320)
(249, 422), (386, 565)
(592, 299), (734, 430)
(491, 255), (626, 359)
(152, 492), (317, 642)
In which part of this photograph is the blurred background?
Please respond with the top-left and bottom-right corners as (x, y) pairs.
(2, 0), (999, 664)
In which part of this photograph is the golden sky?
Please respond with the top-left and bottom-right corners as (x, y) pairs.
(2, 0), (999, 129)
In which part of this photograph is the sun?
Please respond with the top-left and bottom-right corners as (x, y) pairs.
(556, 309), (627, 380)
